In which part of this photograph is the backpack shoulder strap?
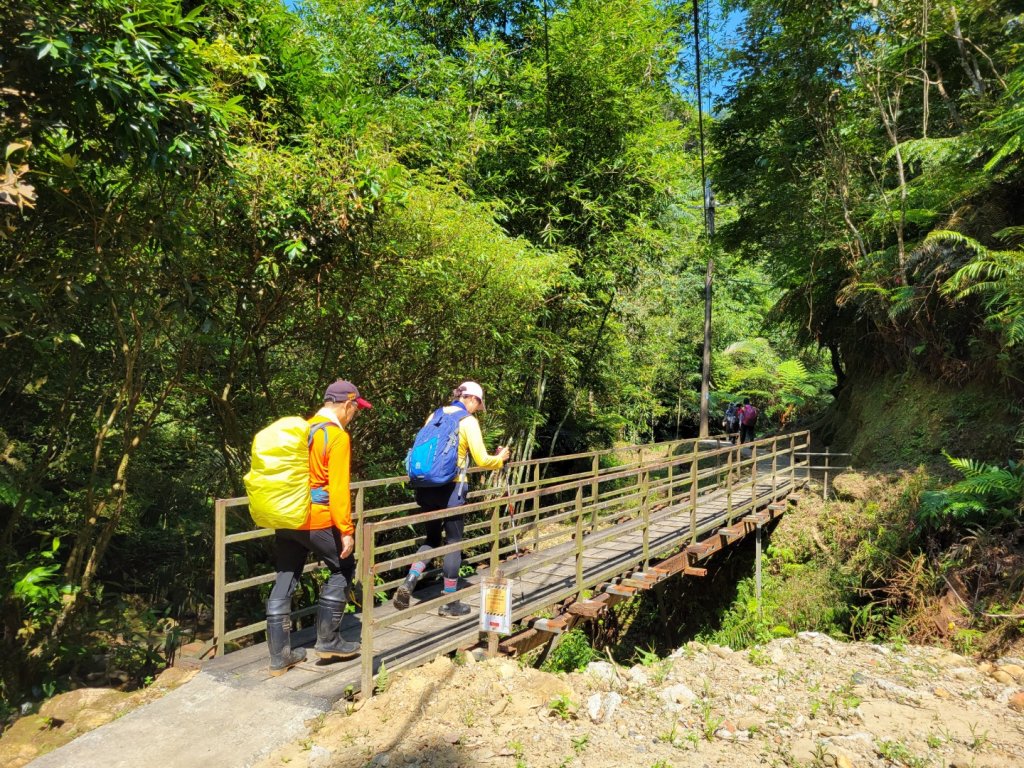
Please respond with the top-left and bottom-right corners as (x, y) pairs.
(308, 421), (338, 463)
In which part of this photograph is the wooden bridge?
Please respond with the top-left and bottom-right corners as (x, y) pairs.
(203, 432), (812, 703)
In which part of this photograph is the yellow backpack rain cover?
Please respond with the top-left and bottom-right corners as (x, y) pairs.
(243, 417), (312, 529)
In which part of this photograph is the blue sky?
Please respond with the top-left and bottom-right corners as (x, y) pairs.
(683, 4), (746, 112)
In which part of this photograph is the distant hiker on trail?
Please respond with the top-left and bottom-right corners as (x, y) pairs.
(394, 381), (510, 617)
(738, 397), (758, 444)
(723, 402), (739, 443)
(248, 380), (372, 676)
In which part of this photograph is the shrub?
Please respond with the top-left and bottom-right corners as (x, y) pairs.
(543, 628), (595, 673)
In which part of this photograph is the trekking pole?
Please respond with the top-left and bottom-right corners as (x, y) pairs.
(500, 455), (527, 602)
(503, 469), (520, 556)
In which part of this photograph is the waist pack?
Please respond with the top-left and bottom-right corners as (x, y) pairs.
(243, 417), (332, 529)
(405, 402), (470, 487)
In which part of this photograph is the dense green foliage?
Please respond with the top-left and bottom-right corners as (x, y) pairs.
(919, 453), (1024, 531)
(0, 0), (833, 709)
(714, 0), (1024, 390)
(2, 0), (1020, 716)
(701, 460), (1023, 655)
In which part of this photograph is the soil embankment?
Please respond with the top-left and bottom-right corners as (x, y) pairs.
(257, 633), (1024, 768)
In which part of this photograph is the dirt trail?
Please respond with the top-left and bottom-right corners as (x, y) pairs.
(256, 634), (1024, 768)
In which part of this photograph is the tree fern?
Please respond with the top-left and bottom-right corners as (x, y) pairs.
(983, 65), (1024, 172)
(928, 230), (1024, 348)
(917, 454), (1024, 533)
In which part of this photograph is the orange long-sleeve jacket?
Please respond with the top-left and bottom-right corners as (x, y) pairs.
(304, 409), (354, 536)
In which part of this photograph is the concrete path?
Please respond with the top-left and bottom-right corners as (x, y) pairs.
(27, 670), (330, 768)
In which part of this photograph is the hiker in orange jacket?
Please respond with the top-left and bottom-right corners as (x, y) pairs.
(266, 379), (372, 676)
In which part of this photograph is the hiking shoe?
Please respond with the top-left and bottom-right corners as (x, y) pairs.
(392, 572), (420, 611)
(438, 600), (472, 618)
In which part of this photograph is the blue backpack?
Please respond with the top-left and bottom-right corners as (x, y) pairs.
(405, 402), (471, 487)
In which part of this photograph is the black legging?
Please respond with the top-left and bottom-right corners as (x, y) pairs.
(413, 481), (468, 581)
(268, 527), (355, 614)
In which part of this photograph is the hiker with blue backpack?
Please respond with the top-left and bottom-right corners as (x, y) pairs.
(723, 402), (740, 443)
(394, 381), (510, 617)
(244, 379), (372, 676)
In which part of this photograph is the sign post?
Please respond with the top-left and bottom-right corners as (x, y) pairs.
(481, 574), (512, 656)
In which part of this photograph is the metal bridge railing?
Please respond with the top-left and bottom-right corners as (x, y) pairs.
(209, 431), (811, 664)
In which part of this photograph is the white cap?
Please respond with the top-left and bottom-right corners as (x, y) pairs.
(458, 381), (486, 410)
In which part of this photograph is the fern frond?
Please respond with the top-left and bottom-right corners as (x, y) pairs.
(925, 229), (986, 254)
(888, 285), (917, 319)
(776, 359), (809, 385)
(994, 226), (1024, 242)
(946, 455), (991, 478)
(1005, 315), (1024, 347)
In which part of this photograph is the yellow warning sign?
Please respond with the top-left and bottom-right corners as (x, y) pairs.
(480, 577), (512, 634)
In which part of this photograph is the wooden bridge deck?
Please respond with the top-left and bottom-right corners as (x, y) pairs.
(204, 448), (804, 704)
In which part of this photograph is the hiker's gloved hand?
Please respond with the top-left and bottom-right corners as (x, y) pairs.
(340, 534), (354, 560)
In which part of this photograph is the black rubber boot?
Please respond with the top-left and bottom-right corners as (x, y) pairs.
(314, 597), (360, 660)
(438, 599), (472, 617)
(392, 571), (421, 611)
(266, 614), (306, 676)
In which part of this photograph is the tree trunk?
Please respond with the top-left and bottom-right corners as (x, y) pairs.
(929, 58), (964, 130)
(949, 6), (986, 97)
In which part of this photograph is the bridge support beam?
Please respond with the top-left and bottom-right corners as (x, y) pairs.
(755, 521), (763, 614)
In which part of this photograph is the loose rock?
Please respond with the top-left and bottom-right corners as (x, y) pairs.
(585, 661), (617, 686)
(659, 683), (697, 710)
(586, 691), (622, 724)
(1008, 691), (1024, 713)
(999, 664), (1024, 681)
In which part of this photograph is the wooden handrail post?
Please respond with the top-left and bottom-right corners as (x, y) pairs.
(360, 522), (376, 698)
(771, 436), (778, 499)
(353, 487), (365, 570)
(213, 499), (226, 658)
(667, 456), (675, 508)
(490, 497), (501, 571)
(726, 447), (734, 524)
(689, 442), (698, 543)
(641, 469), (651, 567)
(790, 433), (797, 488)
(574, 486), (584, 592)
(750, 443), (758, 508)
(532, 461), (541, 551)
(636, 446), (646, 524)
(590, 453), (600, 531)
(824, 446), (830, 500)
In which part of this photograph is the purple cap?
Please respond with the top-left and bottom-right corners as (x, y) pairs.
(323, 380), (372, 409)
